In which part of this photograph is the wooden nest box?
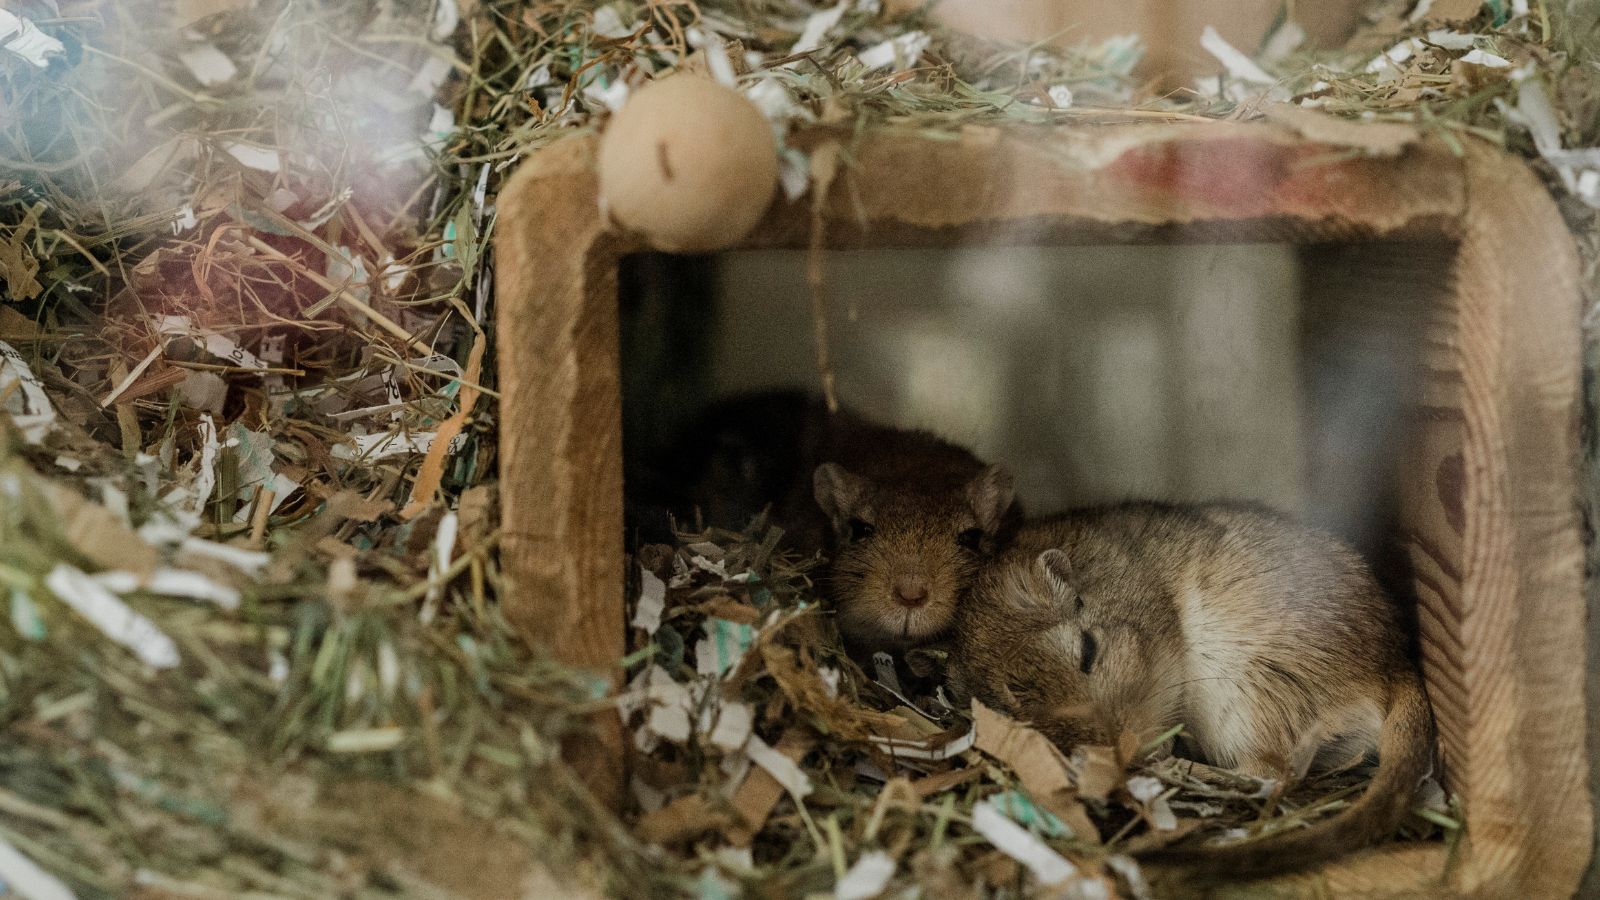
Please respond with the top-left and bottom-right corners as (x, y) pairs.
(495, 120), (1591, 896)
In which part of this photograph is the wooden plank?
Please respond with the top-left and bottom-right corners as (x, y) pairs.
(1451, 142), (1590, 894)
(493, 124), (1591, 883)
(495, 134), (630, 807)
(740, 123), (1467, 249)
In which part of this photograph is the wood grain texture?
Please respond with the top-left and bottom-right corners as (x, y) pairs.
(743, 123), (1466, 248)
(1398, 142), (1591, 897)
(1185, 842), (1453, 899)
(495, 133), (630, 807)
(1455, 142), (1589, 894)
(495, 123), (1591, 883)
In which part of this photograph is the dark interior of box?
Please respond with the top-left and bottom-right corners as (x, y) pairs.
(614, 239), (1463, 870)
(621, 241), (1457, 619)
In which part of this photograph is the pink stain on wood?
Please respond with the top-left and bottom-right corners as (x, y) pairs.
(1105, 137), (1347, 214)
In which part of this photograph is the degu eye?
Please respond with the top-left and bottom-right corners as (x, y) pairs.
(956, 527), (983, 551)
(1079, 630), (1099, 674)
(848, 518), (875, 541)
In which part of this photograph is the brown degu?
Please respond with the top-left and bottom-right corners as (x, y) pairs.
(634, 389), (1017, 655)
(953, 501), (1434, 876)
(810, 443), (1015, 657)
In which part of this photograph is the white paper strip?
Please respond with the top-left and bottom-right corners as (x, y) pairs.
(0, 833), (75, 900)
(819, 666), (841, 698)
(631, 567), (666, 633)
(866, 725), (976, 762)
(645, 685), (693, 743)
(1125, 775), (1178, 830)
(179, 414), (224, 521)
(1126, 775), (1162, 801)
(591, 4), (633, 38)
(94, 568), (241, 610)
(158, 316), (268, 371)
(225, 143), (282, 173)
(583, 76), (630, 113)
(1259, 21), (1305, 64)
(172, 203), (198, 234)
(424, 102), (456, 151)
(421, 510), (459, 621)
(834, 850), (896, 900)
(1428, 29), (1479, 49)
(175, 537), (271, 575)
(792, 2), (847, 55)
(0, 340), (58, 443)
(230, 472), (298, 525)
(620, 665), (697, 746)
(971, 799), (1077, 886)
(858, 31), (929, 72)
(46, 565), (180, 669)
(746, 734), (813, 800)
(746, 77), (798, 122)
(0, 10), (65, 68)
(616, 664), (657, 719)
(688, 27), (737, 87)
(1509, 78), (1600, 208)
(257, 334), (286, 364)
(407, 54), (453, 97)
(715, 845), (753, 870)
(1459, 48), (1510, 67)
(179, 43), (238, 86)
(1367, 30), (1478, 76)
(1199, 25), (1274, 84)
(431, 0), (460, 40)
(871, 652), (902, 694)
(332, 430), (460, 461)
(708, 700), (753, 752)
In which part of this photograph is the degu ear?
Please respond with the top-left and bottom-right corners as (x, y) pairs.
(1036, 549), (1078, 609)
(966, 464), (1015, 535)
(813, 463), (869, 525)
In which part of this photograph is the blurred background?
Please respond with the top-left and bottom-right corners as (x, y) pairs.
(622, 240), (1450, 570)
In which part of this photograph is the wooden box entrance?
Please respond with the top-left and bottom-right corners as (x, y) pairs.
(495, 121), (1590, 896)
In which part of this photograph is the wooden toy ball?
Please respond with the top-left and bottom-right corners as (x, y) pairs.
(596, 73), (780, 253)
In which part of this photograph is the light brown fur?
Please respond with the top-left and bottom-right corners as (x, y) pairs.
(953, 501), (1435, 877)
(815, 459), (1014, 655)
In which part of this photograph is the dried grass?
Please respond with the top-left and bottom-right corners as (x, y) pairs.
(0, 0), (1591, 896)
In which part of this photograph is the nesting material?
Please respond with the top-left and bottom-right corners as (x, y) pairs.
(613, 521), (1457, 896)
(0, 0), (1594, 896)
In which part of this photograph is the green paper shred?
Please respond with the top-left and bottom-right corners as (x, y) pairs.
(993, 789), (1071, 839)
(10, 589), (45, 641)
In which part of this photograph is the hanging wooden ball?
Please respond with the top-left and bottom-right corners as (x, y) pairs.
(596, 74), (780, 253)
